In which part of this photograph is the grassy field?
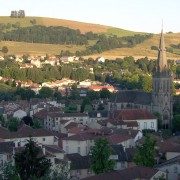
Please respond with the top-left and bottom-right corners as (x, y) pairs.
(0, 41), (87, 56)
(106, 28), (144, 37)
(85, 33), (180, 60)
(0, 16), (180, 59)
(0, 16), (111, 33)
(0, 16), (143, 35)
(1, 33), (180, 58)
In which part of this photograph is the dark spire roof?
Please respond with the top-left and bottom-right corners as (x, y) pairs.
(157, 29), (167, 72)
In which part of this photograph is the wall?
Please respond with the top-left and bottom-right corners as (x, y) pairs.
(166, 152), (180, 160)
(70, 169), (94, 179)
(157, 164), (179, 180)
(63, 140), (88, 156)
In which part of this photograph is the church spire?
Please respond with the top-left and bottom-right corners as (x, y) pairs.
(157, 29), (167, 72)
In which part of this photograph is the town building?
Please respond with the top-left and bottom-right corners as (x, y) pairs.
(83, 166), (166, 180)
(110, 29), (173, 129)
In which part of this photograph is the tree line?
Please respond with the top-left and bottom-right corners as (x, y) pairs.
(2, 25), (89, 45)
(76, 33), (152, 56)
(0, 24), (152, 54)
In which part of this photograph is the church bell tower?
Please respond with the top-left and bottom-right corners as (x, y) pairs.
(152, 29), (173, 128)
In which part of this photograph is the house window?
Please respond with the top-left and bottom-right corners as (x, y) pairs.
(144, 122), (147, 129)
(42, 138), (46, 141)
(151, 122), (154, 128)
(77, 147), (81, 154)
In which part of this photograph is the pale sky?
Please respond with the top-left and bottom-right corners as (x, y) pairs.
(0, 0), (179, 33)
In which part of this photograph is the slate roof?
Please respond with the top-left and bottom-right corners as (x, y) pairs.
(111, 144), (127, 161)
(44, 145), (64, 154)
(125, 147), (136, 162)
(155, 155), (180, 168)
(0, 141), (14, 154)
(83, 166), (159, 180)
(112, 90), (152, 105)
(67, 153), (90, 170)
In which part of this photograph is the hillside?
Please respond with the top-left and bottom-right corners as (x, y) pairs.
(0, 16), (138, 35)
(0, 16), (179, 59)
(85, 33), (180, 60)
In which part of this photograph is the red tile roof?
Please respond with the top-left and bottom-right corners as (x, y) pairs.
(68, 126), (89, 134)
(63, 129), (134, 145)
(158, 140), (180, 153)
(65, 122), (78, 130)
(83, 166), (159, 180)
(106, 134), (131, 144)
(0, 125), (56, 139)
(112, 109), (156, 121)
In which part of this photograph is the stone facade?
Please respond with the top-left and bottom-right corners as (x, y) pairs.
(110, 29), (173, 129)
(152, 30), (173, 128)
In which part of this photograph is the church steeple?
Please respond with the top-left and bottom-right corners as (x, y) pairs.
(152, 28), (173, 129)
(157, 29), (168, 72)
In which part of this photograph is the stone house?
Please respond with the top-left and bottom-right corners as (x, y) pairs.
(62, 128), (142, 156)
(109, 109), (158, 132)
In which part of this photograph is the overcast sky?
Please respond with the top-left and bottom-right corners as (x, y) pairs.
(0, 0), (179, 33)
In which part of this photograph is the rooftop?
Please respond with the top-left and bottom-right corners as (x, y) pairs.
(83, 166), (159, 180)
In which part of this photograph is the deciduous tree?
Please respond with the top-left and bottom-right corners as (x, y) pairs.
(133, 135), (156, 167)
(90, 138), (115, 174)
(14, 138), (51, 180)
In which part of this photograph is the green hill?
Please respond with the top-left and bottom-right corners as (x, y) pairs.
(0, 16), (179, 59)
(0, 16), (139, 36)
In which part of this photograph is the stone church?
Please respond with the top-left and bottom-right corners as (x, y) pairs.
(110, 29), (173, 128)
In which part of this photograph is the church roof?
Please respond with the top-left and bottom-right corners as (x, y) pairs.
(113, 90), (151, 105)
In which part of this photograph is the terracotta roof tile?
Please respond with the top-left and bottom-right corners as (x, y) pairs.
(83, 166), (159, 180)
(112, 109), (155, 121)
